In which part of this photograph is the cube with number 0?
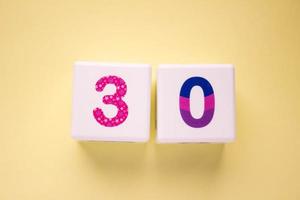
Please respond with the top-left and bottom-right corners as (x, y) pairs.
(72, 61), (151, 142)
(157, 64), (235, 143)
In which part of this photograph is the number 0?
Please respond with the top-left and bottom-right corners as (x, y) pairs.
(179, 77), (215, 128)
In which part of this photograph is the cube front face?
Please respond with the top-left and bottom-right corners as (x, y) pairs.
(157, 64), (235, 143)
(72, 62), (151, 142)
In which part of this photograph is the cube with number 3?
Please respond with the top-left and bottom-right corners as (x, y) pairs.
(72, 61), (151, 142)
(157, 64), (235, 143)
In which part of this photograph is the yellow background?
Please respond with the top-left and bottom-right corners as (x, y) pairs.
(0, 0), (300, 199)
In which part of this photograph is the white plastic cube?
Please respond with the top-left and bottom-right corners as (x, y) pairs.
(72, 61), (151, 142)
(157, 64), (235, 143)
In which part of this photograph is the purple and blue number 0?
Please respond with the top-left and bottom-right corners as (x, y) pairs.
(179, 77), (215, 128)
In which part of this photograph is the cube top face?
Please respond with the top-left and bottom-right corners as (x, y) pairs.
(157, 64), (235, 143)
(72, 62), (151, 142)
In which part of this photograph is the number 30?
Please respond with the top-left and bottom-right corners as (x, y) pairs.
(93, 75), (128, 127)
(179, 77), (215, 128)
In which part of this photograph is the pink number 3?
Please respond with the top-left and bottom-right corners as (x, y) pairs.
(93, 75), (128, 127)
